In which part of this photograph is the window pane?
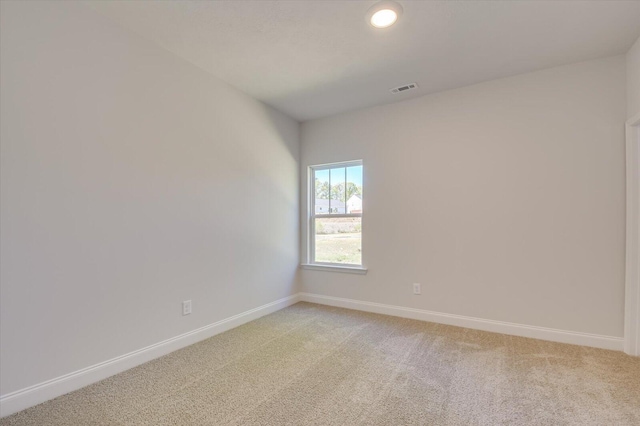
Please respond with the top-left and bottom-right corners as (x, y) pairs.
(346, 165), (363, 213)
(329, 167), (346, 214)
(314, 169), (330, 214)
(314, 217), (361, 265)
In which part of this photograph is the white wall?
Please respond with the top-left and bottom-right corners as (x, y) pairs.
(0, 1), (299, 397)
(301, 56), (626, 338)
(628, 36), (640, 118)
(624, 36), (640, 356)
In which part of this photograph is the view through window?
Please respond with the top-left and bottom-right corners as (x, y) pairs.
(311, 161), (363, 266)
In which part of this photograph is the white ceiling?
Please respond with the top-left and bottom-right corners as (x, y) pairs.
(87, 0), (640, 122)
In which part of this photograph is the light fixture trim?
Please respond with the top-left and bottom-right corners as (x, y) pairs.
(366, 1), (403, 29)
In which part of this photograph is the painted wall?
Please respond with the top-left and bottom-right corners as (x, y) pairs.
(0, 1), (299, 396)
(624, 36), (640, 357)
(628, 36), (640, 119)
(301, 56), (626, 338)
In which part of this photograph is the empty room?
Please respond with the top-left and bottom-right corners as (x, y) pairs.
(1, 0), (640, 424)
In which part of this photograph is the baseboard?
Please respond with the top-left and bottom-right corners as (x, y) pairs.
(0, 293), (300, 418)
(299, 293), (624, 352)
(2, 292), (625, 418)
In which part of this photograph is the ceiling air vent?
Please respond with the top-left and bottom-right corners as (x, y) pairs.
(390, 82), (418, 94)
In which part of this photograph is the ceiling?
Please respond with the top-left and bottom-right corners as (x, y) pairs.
(87, 1), (640, 122)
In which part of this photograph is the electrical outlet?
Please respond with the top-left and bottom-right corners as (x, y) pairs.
(182, 300), (192, 316)
(413, 283), (421, 295)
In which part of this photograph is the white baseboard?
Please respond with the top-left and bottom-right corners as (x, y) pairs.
(1, 292), (625, 418)
(299, 293), (624, 352)
(0, 293), (300, 418)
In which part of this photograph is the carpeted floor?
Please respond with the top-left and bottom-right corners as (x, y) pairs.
(2, 302), (639, 425)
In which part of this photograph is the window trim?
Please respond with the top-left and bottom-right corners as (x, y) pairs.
(308, 160), (364, 270)
(300, 263), (367, 274)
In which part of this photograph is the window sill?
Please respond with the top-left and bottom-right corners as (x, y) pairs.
(300, 264), (368, 274)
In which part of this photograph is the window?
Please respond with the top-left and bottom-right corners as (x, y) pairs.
(309, 160), (363, 268)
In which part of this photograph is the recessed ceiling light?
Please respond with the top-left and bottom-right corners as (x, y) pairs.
(366, 1), (403, 29)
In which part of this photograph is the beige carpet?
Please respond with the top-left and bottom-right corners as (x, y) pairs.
(2, 302), (639, 425)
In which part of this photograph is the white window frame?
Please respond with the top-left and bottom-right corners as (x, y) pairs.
(303, 160), (367, 274)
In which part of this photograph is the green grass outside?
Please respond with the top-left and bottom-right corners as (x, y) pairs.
(315, 232), (361, 265)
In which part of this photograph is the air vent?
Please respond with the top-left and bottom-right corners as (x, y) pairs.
(390, 82), (418, 94)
